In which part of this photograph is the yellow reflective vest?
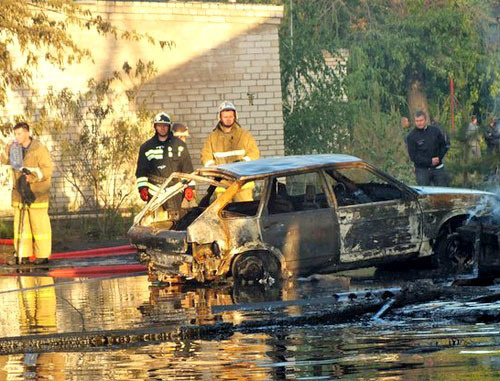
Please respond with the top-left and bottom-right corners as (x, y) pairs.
(201, 122), (260, 167)
(1, 139), (53, 208)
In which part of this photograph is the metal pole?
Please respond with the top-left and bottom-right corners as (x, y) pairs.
(16, 203), (25, 263)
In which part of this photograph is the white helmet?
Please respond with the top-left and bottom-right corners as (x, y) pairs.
(153, 112), (171, 126)
(218, 101), (237, 120)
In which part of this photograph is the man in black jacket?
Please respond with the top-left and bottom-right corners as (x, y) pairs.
(406, 110), (449, 186)
(135, 112), (193, 212)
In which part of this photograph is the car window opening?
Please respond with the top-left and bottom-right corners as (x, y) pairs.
(221, 179), (265, 218)
(268, 172), (330, 215)
(326, 167), (403, 206)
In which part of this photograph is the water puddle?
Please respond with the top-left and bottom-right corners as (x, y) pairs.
(0, 256), (499, 379)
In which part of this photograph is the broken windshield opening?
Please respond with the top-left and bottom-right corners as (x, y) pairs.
(133, 172), (232, 227)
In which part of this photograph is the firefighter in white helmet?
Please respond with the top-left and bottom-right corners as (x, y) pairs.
(135, 112), (193, 212)
(201, 101), (260, 201)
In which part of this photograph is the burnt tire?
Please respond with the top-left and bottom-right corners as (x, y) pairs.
(231, 251), (280, 285)
(435, 232), (476, 275)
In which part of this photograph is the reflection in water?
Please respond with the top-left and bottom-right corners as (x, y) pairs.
(0, 273), (499, 379)
(0, 276), (63, 380)
(18, 276), (57, 335)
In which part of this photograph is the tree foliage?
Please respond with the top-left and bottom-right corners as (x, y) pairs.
(0, 0), (159, 108)
(22, 61), (156, 238)
(280, 0), (500, 182)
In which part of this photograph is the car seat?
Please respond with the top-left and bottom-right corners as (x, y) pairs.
(302, 184), (319, 210)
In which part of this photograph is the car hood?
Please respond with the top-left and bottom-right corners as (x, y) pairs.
(410, 186), (495, 197)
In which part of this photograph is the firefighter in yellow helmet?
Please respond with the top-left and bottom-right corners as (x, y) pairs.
(201, 101), (260, 201)
(0, 122), (54, 265)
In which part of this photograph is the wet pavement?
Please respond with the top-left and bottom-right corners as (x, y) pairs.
(1, 246), (500, 379)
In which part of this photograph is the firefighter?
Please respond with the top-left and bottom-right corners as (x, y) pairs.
(0, 122), (54, 265)
(135, 112), (193, 213)
(201, 101), (260, 201)
(172, 122), (190, 143)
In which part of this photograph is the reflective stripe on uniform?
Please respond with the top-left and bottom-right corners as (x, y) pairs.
(148, 182), (160, 195)
(243, 156), (251, 161)
(204, 160), (215, 167)
(13, 201), (49, 209)
(215, 182), (253, 194)
(33, 233), (51, 241)
(14, 232), (50, 242)
(136, 176), (148, 188)
(145, 148), (163, 161)
(213, 149), (246, 158)
(14, 232), (33, 239)
(137, 177), (161, 194)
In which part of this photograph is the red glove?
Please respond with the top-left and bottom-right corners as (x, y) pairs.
(139, 187), (149, 202)
(184, 187), (194, 201)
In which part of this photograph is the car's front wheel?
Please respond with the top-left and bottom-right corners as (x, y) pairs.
(231, 251), (280, 285)
(435, 232), (476, 275)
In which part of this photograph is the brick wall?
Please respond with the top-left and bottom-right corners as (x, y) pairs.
(0, 1), (284, 214)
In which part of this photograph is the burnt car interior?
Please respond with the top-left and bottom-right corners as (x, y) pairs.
(221, 179), (265, 217)
(222, 200), (261, 217)
(267, 172), (331, 214)
(142, 164), (410, 236)
(326, 167), (403, 206)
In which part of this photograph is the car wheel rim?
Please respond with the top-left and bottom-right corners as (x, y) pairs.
(444, 233), (473, 269)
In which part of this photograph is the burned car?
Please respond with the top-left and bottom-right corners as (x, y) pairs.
(128, 154), (497, 284)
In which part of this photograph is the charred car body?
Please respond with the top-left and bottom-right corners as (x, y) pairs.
(128, 154), (497, 284)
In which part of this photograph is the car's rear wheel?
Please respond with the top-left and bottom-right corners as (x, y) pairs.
(435, 232), (476, 275)
(231, 251), (280, 285)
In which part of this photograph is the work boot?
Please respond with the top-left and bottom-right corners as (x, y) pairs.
(6, 257), (18, 265)
(6, 257), (29, 265)
(32, 258), (49, 265)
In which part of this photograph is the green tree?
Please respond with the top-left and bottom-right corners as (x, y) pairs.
(280, 0), (500, 183)
(23, 61), (156, 238)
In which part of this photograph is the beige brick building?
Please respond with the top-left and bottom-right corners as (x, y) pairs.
(0, 1), (284, 214)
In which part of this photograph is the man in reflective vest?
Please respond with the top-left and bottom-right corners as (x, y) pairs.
(201, 101), (260, 201)
(0, 122), (54, 265)
(135, 112), (193, 212)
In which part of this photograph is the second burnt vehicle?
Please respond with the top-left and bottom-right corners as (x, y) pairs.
(128, 154), (498, 284)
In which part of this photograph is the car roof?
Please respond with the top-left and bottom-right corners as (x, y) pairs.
(197, 154), (362, 180)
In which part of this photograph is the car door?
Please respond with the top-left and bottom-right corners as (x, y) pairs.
(260, 171), (340, 275)
(325, 166), (423, 263)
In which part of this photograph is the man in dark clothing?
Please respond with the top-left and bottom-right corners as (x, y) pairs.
(135, 112), (193, 212)
(406, 110), (449, 186)
(484, 117), (500, 155)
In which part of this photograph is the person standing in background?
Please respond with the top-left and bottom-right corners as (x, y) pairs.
(406, 110), (449, 186)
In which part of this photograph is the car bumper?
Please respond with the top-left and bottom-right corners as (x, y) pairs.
(128, 225), (192, 276)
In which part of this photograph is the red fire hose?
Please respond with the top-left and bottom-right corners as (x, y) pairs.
(1, 240), (145, 276)
(49, 264), (146, 278)
(1, 239), (137, 260)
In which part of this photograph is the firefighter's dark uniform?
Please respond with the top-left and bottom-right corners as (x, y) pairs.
(135, 133), (193, 211)
(1, 139), (53, 260)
